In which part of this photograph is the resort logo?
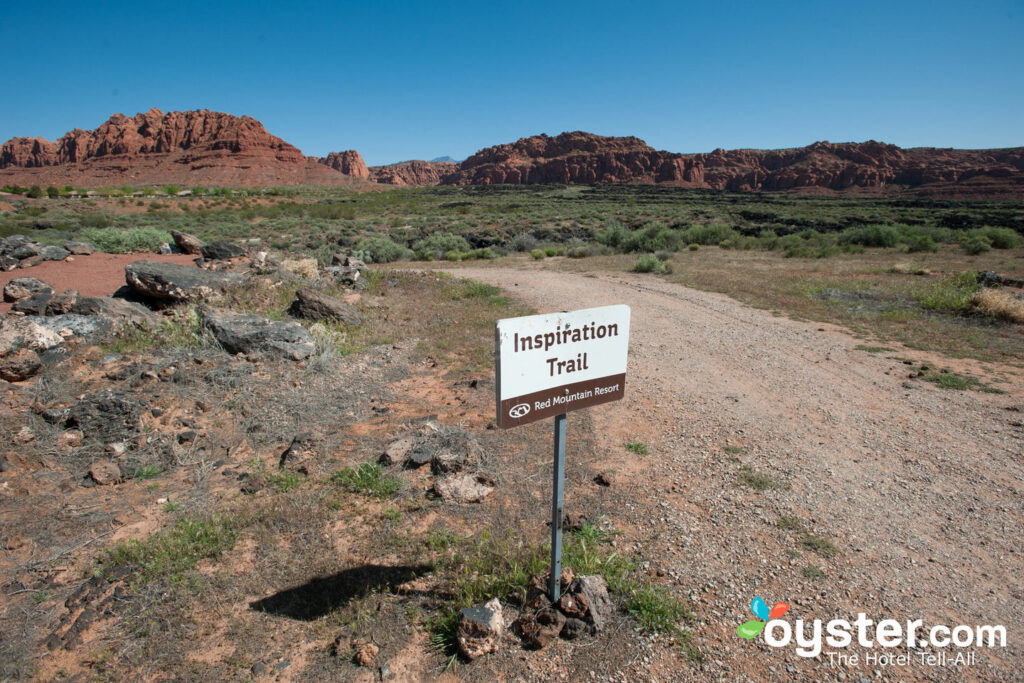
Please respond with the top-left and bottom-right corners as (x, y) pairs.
(735, 597), (1006, 666)
(508, 402), (531, 418)
(737, 597), (790, 639)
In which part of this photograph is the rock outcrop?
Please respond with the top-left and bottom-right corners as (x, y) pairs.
(317, 150), (369, 179)
(370, 160), (459, 186)
(443, 132), (1024, 197)
(124, 261), (244, 302)
(0, 109), (369, 187)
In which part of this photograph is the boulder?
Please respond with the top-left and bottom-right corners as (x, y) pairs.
(287, 288), (362, 324)
(353, 643), (378, 667)
(18, 255), (45, 269)
(72, 296), (156, 325)
(0, 317), (64, 354)
(38, 245), (70, 261)
(432, 472), (495, 503)
(279, 258), (319, 280)
(380, 435), (416, 465)
(4, 277), (54, 302)
(10, 244), (39, 260)
(125, 260), (244, 302)
(202, 308), (315, 361)
(325, 265), (361, 286)
(64, 241), (95, 255)
(170, 230), (204, 255)
(33, 314), (112, 341)
(457, 598), (504, 659)
(0, 348), (41, 382)
(200, 241), (246, 260)
(1, 256), (19, 271)
(11, 293), (52, 315)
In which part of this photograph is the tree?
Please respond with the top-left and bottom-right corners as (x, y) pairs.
(26, 185), (43, 198)
(46, 186), (60, 199)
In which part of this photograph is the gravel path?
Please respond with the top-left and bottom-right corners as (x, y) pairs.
(444, 266), (1023, 681)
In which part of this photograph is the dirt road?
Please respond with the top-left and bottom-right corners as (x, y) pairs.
(445, 265), (1023, 680)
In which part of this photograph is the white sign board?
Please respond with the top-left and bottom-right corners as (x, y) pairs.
(495, 304), (630, 427)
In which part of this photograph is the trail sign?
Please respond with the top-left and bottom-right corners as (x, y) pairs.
(495, 304), (630, 428)
(495, 304), (630, 600)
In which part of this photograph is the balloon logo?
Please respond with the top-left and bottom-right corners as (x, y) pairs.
(737, 597), (790, 639)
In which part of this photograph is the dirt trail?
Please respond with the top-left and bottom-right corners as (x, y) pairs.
(444, 265), (1023, 680)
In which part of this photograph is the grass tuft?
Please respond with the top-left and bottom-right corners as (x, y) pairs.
(330, 463), (401, 499)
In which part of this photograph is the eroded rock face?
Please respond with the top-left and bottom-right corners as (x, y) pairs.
(0, 109), (368, 187)
(125, 260), (244, 302)
(369, 160), (458, 186)
(318, 150), (369, 179)
(202, 309), (316, 361)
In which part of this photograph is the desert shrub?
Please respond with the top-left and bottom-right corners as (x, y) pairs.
(838, 224), (898, 248)
(902, 233), (939, 253)
(46, 186), (60, 199)
(544, 247), (557, 257)
(79, 213), (112, 229)
(654, 250), (673, 261)
(568, 245), (590, 258)
(161, 185), (181, 196)
(507, 232), (539, 252)
(352, 234), (413, 263)
(969, 227), (1021, 250)
(960, 235), (992, 255)
(595, 220), (631, 249)
(919, 272), (980, 312)
(531, 249), (544, 259)
(777, 234), (811, 258)
(681, 221), (738, 246)
(688, 243), (700, 251)
(414, 232), (471, 260)
(632, 255), (671, 274)
(972, 288), (1024, 323)
(620, 222), (681, 253)
(81, 226), (173, 253)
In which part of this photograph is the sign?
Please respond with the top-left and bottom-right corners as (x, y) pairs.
(495, 304), (630, 428)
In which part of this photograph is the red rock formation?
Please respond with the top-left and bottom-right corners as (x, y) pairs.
(0, 109), (367, 187)
(317, 150), (369, 179)
(446, 132), (703, 186)
(443, 133), (1024, 197)
(369, 160), (459, 186)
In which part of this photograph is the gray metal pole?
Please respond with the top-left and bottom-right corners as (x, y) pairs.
(549, 413), (567, 602)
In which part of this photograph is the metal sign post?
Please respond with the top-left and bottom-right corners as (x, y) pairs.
(495, 304), (630, 601)
(549, 413), (567, 601)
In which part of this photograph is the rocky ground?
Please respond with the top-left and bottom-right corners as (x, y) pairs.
(0, 238), (1021, 681)
(443, 264), (1023, 681)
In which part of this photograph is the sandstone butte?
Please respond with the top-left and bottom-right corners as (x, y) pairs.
(2, 110), (1022, 198)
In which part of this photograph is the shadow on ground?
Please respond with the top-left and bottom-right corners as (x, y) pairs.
(249, 564), (434, 621)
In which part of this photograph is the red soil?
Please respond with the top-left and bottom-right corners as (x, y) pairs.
(0, 253), (196, 313)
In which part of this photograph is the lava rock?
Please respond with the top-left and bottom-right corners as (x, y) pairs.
(200, 241), (246, 260)
(38, 245), (70, 261)
(67, 390), (144, 443)
(202, 308), (315, 361)
(89, 460), (121, 485)
(125, 260), (244, 302)
(516, 607), (565, 649)
(0, 348), (42, 382)
(4, 277), (54, 302)
(171, 230), (204, 255)
(287, 288), (362, 324)
(64, 241), (95, 255)
(432, 472), (495, 503)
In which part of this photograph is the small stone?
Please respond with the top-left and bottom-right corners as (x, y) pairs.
(14, 425), (35, 444)
(354, 643), (379, 667)
(381, 435), (416, 465)
(89, 460), (121, 485)
(58, 430), (84, 449)
(106, 442), (127, 457)
(457, 598), (504, 659)
(0, 348), (42, 381)
(560, 617), (588, 640)
(517, 607), (565, 649)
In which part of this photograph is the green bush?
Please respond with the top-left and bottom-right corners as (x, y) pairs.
(81, 226), (173, 253)
(595, 220), (631, 248)
(352, 234), (413, 263)
(681, 222), (738, 246)
(46, 186), (60, 199)
(838, 224), (899, 248)
(531, 249), (544, 259)
(960, 235), (992, 255)
(631, 255), (670, 274)
(507, 232), (539, 252)
(969, 227), (1021, 250)
(26, 185), (43, 198)
(79, 213), (111, 229)
(919, 272), (980, 312)
(903, 234), (939, 253)
(413, 232), (471, 259)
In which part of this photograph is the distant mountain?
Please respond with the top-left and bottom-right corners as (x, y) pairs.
(3, 110), (1022, 197)
(0, 109), (367, 187)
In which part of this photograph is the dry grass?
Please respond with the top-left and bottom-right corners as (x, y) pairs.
(972, 288), (1024, 324)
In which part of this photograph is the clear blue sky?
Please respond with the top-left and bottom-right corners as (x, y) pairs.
(2, 0), (1021, 166)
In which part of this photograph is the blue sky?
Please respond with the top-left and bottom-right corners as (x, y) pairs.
(1, 0), (1021, 165)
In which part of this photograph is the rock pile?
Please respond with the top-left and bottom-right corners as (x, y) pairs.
(1, 235), (93, 271)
